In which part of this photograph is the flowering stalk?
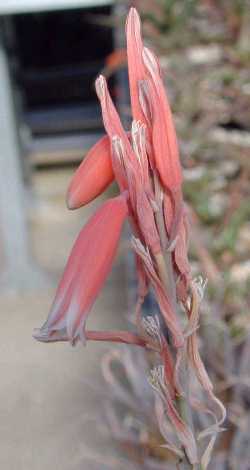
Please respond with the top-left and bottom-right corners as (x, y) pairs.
(34, 8), (225, 468)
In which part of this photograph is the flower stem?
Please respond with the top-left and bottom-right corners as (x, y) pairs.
(153, 175), (198, 468)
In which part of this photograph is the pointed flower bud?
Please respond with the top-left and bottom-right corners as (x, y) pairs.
(142, 47), (182, 192)
(66, 135), (114, 209)
(126, 7), (146, 124)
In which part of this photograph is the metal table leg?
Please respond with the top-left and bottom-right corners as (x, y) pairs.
(0, 37), (48, 290)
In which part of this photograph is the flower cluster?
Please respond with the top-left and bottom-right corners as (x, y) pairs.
(34, 8), (225, 466)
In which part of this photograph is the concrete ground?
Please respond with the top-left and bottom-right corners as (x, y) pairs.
(0, 167), (129, 470)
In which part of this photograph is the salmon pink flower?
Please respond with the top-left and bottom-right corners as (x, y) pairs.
(126, 8), (147, 124)
(66, 135), (114, 209)
(142, 47), (182, 193)
(34, 194), (128, 344)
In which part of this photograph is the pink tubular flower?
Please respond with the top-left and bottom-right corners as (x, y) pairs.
(66, 135), (114, 209)
(126, 8), (146, 124)
(34, 194), (128, 344)
(142, 47), (182, 192)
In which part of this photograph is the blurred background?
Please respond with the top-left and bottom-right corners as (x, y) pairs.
(0, 1), (249, 469)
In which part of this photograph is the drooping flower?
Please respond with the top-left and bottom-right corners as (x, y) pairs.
(66, 135), (114, 210)
(34, 194), (128, 344)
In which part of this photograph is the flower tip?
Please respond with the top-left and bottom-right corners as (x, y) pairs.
(66, 191), (78, 210)
(126, 7), (141, 37)
(66, 177), (86, 210)
(96, 73), (104, 82)
(95, 74), (106, 99)
(127, 6), (140, 21)
(33, 327), (48, 342)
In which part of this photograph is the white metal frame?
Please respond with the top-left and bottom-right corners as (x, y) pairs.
(0, 0), (112, 15)
(0, 0), (114, 289)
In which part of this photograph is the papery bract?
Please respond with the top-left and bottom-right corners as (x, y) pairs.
(66, 135), (114, 209)
(149, 366), (198, 464)
(34, 195), (128, 344)
(174, 214), (190, 277)
(132, 237), (184, 348)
